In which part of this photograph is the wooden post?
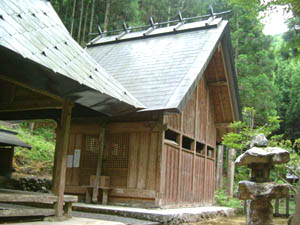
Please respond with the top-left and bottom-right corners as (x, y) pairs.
(227, 148), (236, 197)
(92, 129), (105, 203)
(286, 195), (290, 218)
(215, 145), (224, 189)
(275, 198), (279, 216)
(52, 101), (73, 217)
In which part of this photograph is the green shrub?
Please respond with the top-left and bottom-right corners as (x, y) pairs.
(214, 188), (243, 209)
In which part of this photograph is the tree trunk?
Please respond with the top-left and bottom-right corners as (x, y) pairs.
(77, 0), (85, 42)
(58, 0), (64, 15)
(103, 0), (111, 33)
(64, 0), (72, 28)
(82, 0), (89, 44)
(89, 0), (96, 34)
(167, 0), (171, 26)
(227, 148), (236, 197)
(70, 0), (77, 36)
(216, 145), (224, 189)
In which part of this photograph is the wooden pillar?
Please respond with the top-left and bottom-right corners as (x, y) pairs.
(52, 101), (73, 217)
(177, 113), (183, 204)
(92, 129), (105, 203)
(227, 148), (236, 197)
(0, 146), (14, 178)
(215, 145), (224, 189)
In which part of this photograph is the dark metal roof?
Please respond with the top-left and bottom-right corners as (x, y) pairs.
(0, 129), (31, 149)
(0, 0), (144, 116)
(86, 18), (239, 115)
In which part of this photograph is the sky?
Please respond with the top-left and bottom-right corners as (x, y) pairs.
(262, 5), (292, 35)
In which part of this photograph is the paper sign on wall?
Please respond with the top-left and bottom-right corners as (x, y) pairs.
(73, 149), (81, 168)
(67, 155), (73, 168)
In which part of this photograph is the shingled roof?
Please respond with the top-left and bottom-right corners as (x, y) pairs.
(86, 17), (240, 120)
(0, 0), (144, 116)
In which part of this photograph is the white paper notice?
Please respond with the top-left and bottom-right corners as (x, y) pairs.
(73, 149), (81, 168)
(67, 155), (73, 168)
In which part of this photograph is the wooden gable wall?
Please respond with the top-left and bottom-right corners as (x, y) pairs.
(159, 71), (216, 207)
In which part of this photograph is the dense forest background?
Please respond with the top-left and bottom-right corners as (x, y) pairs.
(50, 0), (300, 140)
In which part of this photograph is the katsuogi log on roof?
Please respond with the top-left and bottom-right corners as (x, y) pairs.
(0, 0), (144, 116)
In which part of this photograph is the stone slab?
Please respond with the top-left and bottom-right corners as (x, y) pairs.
(73, 203), (238, 224)
(6, 217), (125, 225)
(237, 181), (290, 200)
(235, 147), (290, 166)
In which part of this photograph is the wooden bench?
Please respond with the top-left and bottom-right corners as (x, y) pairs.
(84, 186), (112, 205)
(0, 189), (77, 217)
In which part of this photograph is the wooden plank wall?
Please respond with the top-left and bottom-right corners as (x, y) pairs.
(105, 122), (161, 205)
(65, 123), (103, 191)
(127, 131), (159, 191)
(161, 72), (216, 206)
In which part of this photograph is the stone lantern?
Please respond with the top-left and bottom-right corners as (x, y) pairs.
(235, 134), (290, 225)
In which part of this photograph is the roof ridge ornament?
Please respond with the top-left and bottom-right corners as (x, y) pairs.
(116, 21), (131, 40)
(143, 17), (157, 36)
(205, 5), (215, 26)
(88, 7), (232, 43)
(174, 10), (185, 31)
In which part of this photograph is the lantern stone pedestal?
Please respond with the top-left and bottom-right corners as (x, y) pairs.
(235, 135), (290, 225)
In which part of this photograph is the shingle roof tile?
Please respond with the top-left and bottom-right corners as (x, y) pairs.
(0, 0), (144, 115)
(87, 19), (227, 111)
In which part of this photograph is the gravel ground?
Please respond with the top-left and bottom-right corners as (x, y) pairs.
(187, 216), (288, 225)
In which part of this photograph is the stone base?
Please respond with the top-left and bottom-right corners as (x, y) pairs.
(246, 199), (273, 225)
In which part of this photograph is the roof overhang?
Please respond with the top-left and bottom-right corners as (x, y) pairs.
(0, 129), (31, 149)
(0, 45), (142, 117)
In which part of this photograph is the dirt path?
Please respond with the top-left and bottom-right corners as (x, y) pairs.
(188, 216), (288, 225)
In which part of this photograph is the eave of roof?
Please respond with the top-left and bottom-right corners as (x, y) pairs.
(0, 0), (144, 116)
(0, 129), (31, 149)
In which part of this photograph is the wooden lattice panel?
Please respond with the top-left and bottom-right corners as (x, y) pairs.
(80, 135), (100, 185)
(102, 133), (129, 187)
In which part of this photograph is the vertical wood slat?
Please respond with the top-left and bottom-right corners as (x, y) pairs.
(155, 127), (164, 206)
(146, 133), (158, 190)
(128, 133), (138, 188)
(72, 134), (82, 186)
(66, 134), (75, 186)
(128, 131), (159, 191)
(177, 113), (183, 204)
(137, 133), (149, 189)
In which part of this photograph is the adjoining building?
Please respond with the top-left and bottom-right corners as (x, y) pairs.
(63, 15), (241, 208)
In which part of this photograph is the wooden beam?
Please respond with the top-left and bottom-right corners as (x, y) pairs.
(208, 81), (227, 87)
(212, 59), (226, 122)
(220, 46), (235, 122)
(0, 75), (63, 102)
(0, 102), (62, 112)
(53, 100), (73, 218)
